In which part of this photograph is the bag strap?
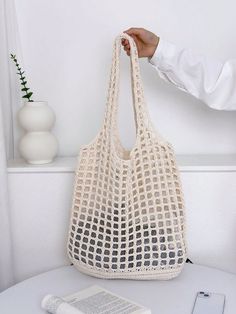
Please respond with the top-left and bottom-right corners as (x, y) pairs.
(103, 33), (151, 141)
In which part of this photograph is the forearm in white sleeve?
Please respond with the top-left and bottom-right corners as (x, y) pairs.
(149, 38), (236, 110)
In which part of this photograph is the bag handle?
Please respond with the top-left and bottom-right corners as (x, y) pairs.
(103, 33), (151, 141)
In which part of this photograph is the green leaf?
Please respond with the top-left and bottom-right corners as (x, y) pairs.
(27, 92), (33, 98)
(21, 87), (29, 92)
(22, 92), (33, 100)
(20, 77), (25, 81)
(21, 81), (27, 86)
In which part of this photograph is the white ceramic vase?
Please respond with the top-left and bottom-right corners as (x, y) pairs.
(18, 101), (58, 164)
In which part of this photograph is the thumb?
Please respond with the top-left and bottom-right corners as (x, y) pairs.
(124, 27), (143, 38)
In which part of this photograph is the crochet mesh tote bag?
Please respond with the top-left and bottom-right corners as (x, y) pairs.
(67, 33), (187, 280)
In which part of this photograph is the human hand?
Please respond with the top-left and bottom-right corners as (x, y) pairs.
(122, 27), (159, 58)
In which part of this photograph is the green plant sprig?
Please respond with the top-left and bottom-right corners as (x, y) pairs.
(10, 54), (34, 102)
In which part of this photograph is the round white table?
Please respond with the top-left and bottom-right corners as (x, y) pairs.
(0, 264), (235, 314)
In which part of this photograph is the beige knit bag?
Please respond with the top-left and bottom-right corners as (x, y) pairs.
(67, 33), (187, 280)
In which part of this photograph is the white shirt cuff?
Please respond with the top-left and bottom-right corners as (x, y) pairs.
(148, 38), (176, 69)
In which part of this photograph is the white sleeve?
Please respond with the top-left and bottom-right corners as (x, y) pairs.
(148, 38), (236, 110)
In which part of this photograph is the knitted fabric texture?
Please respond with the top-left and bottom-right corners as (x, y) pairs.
(67, 33), (187, 280)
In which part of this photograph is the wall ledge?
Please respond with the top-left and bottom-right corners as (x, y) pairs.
(7, 155), (236, 174)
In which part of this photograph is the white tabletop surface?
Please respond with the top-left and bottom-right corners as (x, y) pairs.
(0, 263), (235, 314)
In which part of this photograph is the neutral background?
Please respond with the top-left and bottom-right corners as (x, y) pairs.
(14, 0), (236, 156)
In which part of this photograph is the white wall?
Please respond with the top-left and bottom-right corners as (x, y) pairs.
(14, 0), (236, 156)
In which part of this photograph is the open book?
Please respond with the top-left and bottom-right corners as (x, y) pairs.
(42, 285), (151, 314)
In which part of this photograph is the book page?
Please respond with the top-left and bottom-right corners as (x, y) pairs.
(64, 285), (151, 314)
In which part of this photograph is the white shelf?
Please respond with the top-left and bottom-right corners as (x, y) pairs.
(176, 154), (236, 172)
(7, 157), (78, 173)
(7, 155), (236, 173)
